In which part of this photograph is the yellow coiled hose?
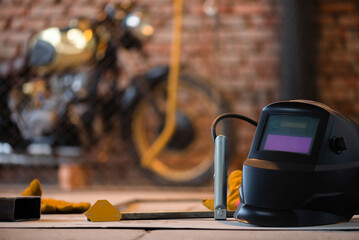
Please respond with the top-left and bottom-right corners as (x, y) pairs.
(141, 0), (183, 168)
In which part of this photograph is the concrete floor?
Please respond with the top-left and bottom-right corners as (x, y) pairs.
(1, 185), (359, 240)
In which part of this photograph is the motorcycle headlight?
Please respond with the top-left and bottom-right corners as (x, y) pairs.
(124, 10), (154, 42)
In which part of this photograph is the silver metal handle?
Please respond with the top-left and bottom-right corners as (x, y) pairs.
(214, 135), (227, 220)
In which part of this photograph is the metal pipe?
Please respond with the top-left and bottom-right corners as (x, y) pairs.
(280, 0), (318, 100)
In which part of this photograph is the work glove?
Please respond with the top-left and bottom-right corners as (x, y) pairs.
(202, 170), (242, 211)
(21, 178), (42, 196)
(22, 179), (91, 214)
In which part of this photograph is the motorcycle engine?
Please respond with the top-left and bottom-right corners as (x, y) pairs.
(8, 72), (90, 141)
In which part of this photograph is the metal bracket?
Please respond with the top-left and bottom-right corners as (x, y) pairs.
(85, 200), (122, 222)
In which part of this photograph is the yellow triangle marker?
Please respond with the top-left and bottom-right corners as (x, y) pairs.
(85, 200), (122, 222)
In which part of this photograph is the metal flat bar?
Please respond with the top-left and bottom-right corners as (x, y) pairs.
(115, 198), (205, 211)
(121, 211), (235, 220)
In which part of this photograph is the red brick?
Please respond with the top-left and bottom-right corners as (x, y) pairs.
(37, 0), (58, 5)
(182, 16), (204, 29)
(25, 19), (47, 31)
(10, 17), (47, 31)
(29, 5), (66, 17)
(317, 15), (338, 25)
(218, 4), (234, 14)
(187, 4), (205, 15)
(0, 19), (9, 30)
(49, 18), (72, 28)
(5, 31), (32, 45)
(151, 31), (172, 44)
(61, 0), (93, 4)
(148, 5), (172, 17)
(346, 78), (359, 88)
(339, 15), (359, 26)
(0, 44), (17, 59)
(0, 0), (29, 5)
(68, 5), (99, 18)
(233, 4), (271, 15)
(9, 18), (24, 30)
(320, 2), (357, 13)
(321, 28), (346, 39)
(0, 6), (27, 18)
(354, 104), (359, 116)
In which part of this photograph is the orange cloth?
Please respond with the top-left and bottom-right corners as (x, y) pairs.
(203, 170), (242, 211)
(22, 179), (91, 214)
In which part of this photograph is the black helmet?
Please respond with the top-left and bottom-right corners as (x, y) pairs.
(234, 100), (359, 226)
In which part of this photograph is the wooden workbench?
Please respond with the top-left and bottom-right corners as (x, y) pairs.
(1, 186), (359, 239)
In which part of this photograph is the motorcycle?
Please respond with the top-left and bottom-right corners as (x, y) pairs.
(0, 2), (232, 185)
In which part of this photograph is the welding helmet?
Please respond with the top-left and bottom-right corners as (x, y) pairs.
(234, 100), (359, 226)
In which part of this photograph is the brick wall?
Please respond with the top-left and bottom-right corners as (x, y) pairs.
(317, 0), (359, 123)
(0, 0), (358, 169)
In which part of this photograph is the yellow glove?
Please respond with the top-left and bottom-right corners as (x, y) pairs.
(41, 199), (91, 214)
(22, 179), (91, 214)
(203, 170), (242, 211)
(21, 178), (42, 196)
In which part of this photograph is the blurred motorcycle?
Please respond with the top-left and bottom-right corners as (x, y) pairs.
(0, 2), (232, 185)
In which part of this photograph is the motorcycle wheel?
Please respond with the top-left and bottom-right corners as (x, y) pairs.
(128, 74), (234, 185)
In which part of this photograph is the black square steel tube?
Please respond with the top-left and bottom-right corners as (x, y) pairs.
(0, 197), (41, 221)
